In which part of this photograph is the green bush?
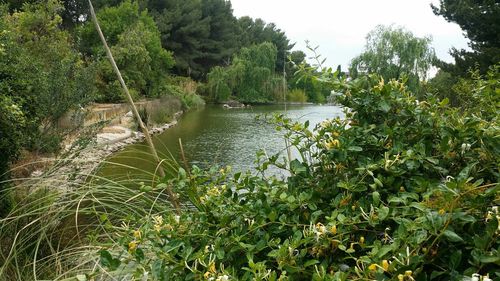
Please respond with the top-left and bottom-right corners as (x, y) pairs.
(78, 0), (175, 102)
(287, 88), (308, 103)
(147, 96), (183, 125)
(93, 69), (499, 280)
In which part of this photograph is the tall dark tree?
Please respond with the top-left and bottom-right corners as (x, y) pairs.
(432, 0), (500, 75)
(194, 0), (239, 77)
(147, 0), (210, 78)
(238, 16), (294, 73)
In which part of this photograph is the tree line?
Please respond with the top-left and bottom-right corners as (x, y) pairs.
(0, 0), (296, 185)
(0, 0), (498, 210)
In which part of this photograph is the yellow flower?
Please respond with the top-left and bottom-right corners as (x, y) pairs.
(315, 223), (326, 235)
(359, 236), (365, 245)
(398, 274), (404, 281)
(438, 209), (445, 215)
(133, 230), (141, 239)
(128, 241), (137, 252)
(378, 77), (385, 88)
(382, 260), (389, 271)
(152, 215), (163, 226)
(209, 262), (216, 273)
(368, 263), (377, 271)
(204, 271), (211, 279)
(320, 119), (332, 128)
(405, 270), (413, 276)
(330, 225), (337, 235)
(325, 139), (340, 149)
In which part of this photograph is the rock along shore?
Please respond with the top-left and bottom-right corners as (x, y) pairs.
(29, 111), (183, 189)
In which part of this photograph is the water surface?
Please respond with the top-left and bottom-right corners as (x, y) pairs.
(99, 104), (343, 180)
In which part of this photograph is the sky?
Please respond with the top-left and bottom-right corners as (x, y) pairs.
(230, 0), (470, 72)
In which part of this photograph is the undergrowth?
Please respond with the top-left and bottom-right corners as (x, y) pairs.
(0, 66), (498, 280)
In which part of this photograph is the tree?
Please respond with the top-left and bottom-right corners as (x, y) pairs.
(206, 66), (231, 102)
(194, 0), (240, 77)
(238, 16), (294, 73)
(78, 0), (175, 102)
(431, 0), (500, 76)
(427, 69), (460, 105)
(147, 0), (210, 79)
(349, 25), (436, 93)
(206, 42), (280, 103)
(0, 0), (96, 152)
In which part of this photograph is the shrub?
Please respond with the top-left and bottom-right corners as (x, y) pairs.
(93, 70), (499, 280)
(287, 88), (308, 103)
(144, 95), (183, 126)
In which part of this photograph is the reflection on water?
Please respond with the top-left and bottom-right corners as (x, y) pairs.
(98, 104), (344, 180)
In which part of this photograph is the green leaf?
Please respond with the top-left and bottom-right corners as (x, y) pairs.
(75, 275), (87, 281)
(347, 146), (363, 152)
(414, 230), (428, 244)
(279, 192), (288, 200)
(372, 191), (380, 205)
(135, 248), (145, 261)
(442, 230), (463, 243)
(478, 254), (500, 263)
(379, 101), (391, 112)
(303, 259), (319, 267)
(378, 206), (390, 221)
(99, 250), (120, 271)
(216, 248), (225, 259)
(152, 260), (164, 280)
(178, 167), (187, 179)
(449, 250), (462, 269)
(376, 245), (393, 259)
(268, 211), (277, 222)
(290, 159), (307, 174)
(439, 98), (449, 107)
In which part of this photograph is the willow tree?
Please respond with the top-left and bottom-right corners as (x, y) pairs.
(350, 25), (436, 92)
(206, 42), (280, 103)
(206, 66), (231, 102)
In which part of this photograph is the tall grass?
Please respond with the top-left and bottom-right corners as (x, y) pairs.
(0, 149), (182, 280)
(287, 88), (308, 103)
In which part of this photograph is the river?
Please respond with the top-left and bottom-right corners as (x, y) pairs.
(98, 104), (344, 181)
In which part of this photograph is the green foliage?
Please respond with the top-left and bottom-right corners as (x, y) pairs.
(0, 159), (183, 279)
(238, 16), (294, 73)
(0, 0), (96, 153)
(0, 95), (24, 215)
(206, 42), (281, 103)
(427, 69), (460, 106)
(93, 65), (498, 280)
(230, 42), (278, 103)
(287, 88), (307, 103)
(450, 65), (500, 119)
(432, 0), (500, 76)
(196, 0), (240, 77)
(147, 0), (210, 79)
(350, 25), (436, 93)
(289, 46), (339, 103)
(78, 0), (175, 102)
(428, 65), (500, 112)
(206, 66), (231, 102)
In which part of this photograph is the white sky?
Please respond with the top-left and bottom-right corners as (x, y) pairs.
(230, 0), (470, 71)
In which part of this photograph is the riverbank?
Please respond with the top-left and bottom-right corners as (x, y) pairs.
(28, 111), (183, 189)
